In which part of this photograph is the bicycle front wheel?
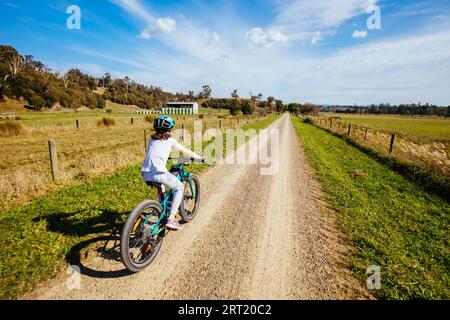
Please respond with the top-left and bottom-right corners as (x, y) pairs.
(180, 174), (201, 222)
(120, 200), (165, 273)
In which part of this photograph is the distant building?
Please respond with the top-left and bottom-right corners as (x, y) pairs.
(136, 102), (199, 115)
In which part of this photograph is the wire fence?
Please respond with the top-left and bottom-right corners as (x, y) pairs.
(0, 115), (263, 210)
(303, 115), (450, 179)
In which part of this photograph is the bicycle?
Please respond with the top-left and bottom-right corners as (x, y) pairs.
(120, 157), (203, 273)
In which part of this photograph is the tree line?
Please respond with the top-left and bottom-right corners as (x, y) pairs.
(322, 103), (450, 117)
(0, 45), (105, 110)
(0, 45), (203, 111)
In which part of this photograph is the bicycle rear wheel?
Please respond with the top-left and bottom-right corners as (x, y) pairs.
(120, 200), (166, 273)
(180, 174), (201, 222)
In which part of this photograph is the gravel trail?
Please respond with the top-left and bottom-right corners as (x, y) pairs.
(27, 114), (369, 300)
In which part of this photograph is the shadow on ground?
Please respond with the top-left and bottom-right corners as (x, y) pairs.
(34, 209), (134, 279)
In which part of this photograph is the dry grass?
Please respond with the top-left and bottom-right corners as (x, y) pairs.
(97, 117), (116, 127)
(0, 121), (27, 137)
(308, 116), (450, 178)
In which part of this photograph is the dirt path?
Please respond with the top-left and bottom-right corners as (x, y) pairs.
(27, 114), (370, 300)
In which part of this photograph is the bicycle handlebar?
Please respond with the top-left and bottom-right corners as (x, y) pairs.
(169, 157), (205, 163)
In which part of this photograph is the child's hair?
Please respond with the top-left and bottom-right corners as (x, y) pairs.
(151, 130), (172, 141)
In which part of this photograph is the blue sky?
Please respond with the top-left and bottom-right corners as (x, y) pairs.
(1, 0), (450, 105)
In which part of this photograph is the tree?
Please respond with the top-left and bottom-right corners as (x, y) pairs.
(199, 85), (212, 99)
(187, 90), (195, 101)
(231, 89), (239, 99)
(8, 55), (25, 78)
(29, 94), (46, 110)
(275, 99), (285, 113)
(102, 73), (112, 88)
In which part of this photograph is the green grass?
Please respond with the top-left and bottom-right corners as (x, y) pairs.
(292, 116), (450, 300)
(325, 113), (450, 143)
(0, 115), (279, 299)
(198, 106), (231, 115)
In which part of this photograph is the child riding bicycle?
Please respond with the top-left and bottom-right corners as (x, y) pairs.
(141, 116), (204, 231)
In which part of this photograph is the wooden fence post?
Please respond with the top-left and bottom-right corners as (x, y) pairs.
(347, 124), (352, 136)
(144, 129), (147, 152)
(76, 120), (80, 129)
(338, 122), (341, 132)
(364, 128), (368, 141)
(389, 134), (396, 154)
(131, 118), (134, 125)
(219, 119), (223, 130)
(330, 119), (333, 128)
(182, 123), (186, 144)
(48, 140), (59, 182)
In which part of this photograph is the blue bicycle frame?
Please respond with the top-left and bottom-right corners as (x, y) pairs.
(142, 159), (196, 237)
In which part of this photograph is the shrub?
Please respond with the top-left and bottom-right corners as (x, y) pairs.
(0, 121), (26, 137)
(29, 94), (46, 110)
(96, 96), (106, 109)
(199, 114), (204, 119)
(97, 117), (116, 127)
(240, 101), (255, 115)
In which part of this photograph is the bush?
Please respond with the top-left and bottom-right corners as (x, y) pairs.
(0, 121), (26, 137)
(29, 94), (46, 110)
(96, 96), (106, 109)
(240, 101), (255, 115)
(199, 114), (204, 119)
(97, 117), (116, 127)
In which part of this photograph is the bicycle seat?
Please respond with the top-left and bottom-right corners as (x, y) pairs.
(146, 181), (162, 189)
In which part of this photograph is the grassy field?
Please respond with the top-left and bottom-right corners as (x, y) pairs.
(0, 115), (279, 299)
(324, 113), (450, 143)
(312, 115), (450, 179)
(0, 99), (231, 129)
(292, 116), (450, 300)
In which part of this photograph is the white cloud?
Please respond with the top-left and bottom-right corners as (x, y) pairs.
(5, 3), (19, 8)
(110, 0), (153, 22)
(246, 27), (289, 47)
(238, 1), (379, 47)
(204, 30), (220, 45)
(107, 0), (450, 105)
(311, 32), (323, 44)
(138, 28), (152, 40)
(138, 17), (177, 39)
(352, 30), (368, 38)
(155, 17), (177, 33)
(276, 0), (377, 29)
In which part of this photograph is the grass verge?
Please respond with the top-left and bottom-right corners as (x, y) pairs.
(292, 116), (449, 300)
(0, 115), (279, 299)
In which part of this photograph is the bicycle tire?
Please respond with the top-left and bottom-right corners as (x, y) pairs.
(120, 200), (165, 273)
(179, 174), (201, 222)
